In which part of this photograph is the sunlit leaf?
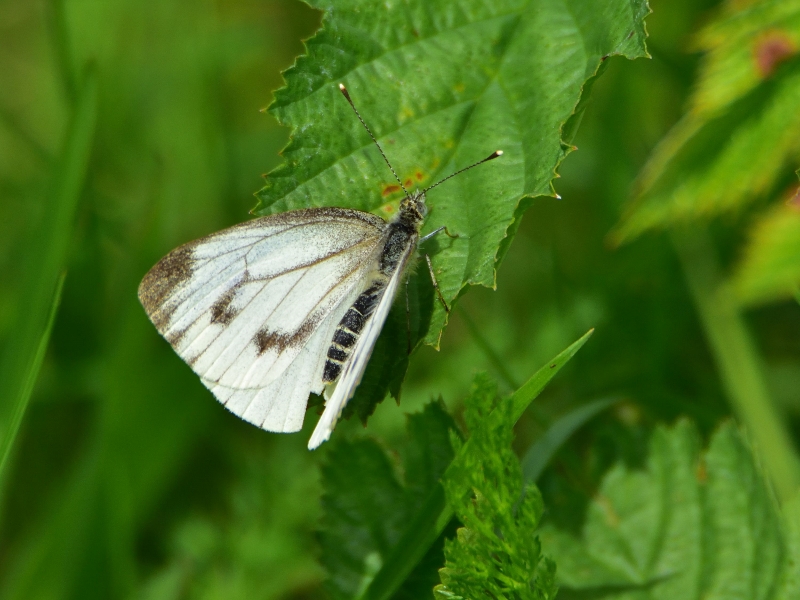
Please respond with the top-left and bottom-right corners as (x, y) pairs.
(734, 200), (800, 305)
(615, 0), (800, 242)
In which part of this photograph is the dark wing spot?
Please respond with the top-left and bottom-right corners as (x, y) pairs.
(210, 287), (239, 325)
(253, 313), (321, 356)
(138, 243), (195, 332)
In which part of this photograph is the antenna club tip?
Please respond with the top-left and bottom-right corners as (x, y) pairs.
(338, 83), (352, 101)
(495, 150), (503, 156)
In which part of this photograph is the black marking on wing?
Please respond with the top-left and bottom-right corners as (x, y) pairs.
(175, 212), (388, 366)
(254, 312), (321, 355)
(138, 243), (196, 332)
(210, 287), (239, 325)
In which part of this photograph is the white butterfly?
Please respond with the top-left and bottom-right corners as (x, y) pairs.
(138, 83), (502, 449)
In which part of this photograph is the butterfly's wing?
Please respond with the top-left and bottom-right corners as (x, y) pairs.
(138, 208), (386, 433)
(307, 235), (416, 449)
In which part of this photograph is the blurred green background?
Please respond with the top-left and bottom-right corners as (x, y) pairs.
(1, 0), (799, 598)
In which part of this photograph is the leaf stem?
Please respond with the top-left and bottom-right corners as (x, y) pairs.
(672, 228), (800, 502)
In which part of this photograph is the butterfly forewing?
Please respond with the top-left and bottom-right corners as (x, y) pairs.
(138, 208), (386, 433)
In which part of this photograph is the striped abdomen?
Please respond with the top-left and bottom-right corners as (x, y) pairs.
(322, 278), (388, 383)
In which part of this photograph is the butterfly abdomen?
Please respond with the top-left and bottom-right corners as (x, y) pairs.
(321, 216), (420, 385)
(323, 278), (388, 383)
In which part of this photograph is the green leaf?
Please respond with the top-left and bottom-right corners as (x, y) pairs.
(435, 374), (558, 600)
(362, 329), (593, 600)
(614, 1), (800, 243)
(734, 201), (800, 306)
(541, 419), (800, 599)
(318, 401), (458, 600)
(256, 0), (649, 369)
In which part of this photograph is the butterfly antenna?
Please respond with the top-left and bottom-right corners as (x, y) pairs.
(339, 83), (409, 197)
(424, 150), (503, 193)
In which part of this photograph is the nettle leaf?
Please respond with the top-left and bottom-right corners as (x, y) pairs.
(435, 374), (557, 600)
(540, 419), (800, 599)
(615, 1), (800, 243)
(734, 190), (800, 306)
(318, 401), (458, 600)
(255, 0), (649, 415)
(359, 331), (593, 600)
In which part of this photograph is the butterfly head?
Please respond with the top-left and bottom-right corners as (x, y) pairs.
(399, 189), (427, 224)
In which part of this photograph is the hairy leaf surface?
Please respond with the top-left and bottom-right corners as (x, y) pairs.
(435, 374), (558, 600)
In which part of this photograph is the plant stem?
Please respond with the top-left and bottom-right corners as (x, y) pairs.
(673, 228), (800, 502)
(457, 305), (519, 390)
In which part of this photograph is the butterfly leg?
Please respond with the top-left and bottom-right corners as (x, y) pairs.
(425, 254), (450, 313)
(419, 226), (459, 245)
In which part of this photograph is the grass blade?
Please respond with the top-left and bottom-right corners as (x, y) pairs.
(0, 275), (66, 478)
(521, 396), (619, 484)
(0, 70), (97, 480)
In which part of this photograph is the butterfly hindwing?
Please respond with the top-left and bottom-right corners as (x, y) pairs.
(139, 207), (386, 433)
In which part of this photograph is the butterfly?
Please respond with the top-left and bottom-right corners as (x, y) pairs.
(138, 83), (502, 449)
